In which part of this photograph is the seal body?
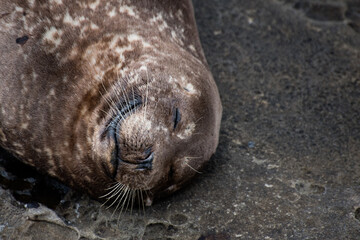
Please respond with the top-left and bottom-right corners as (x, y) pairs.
(0, 0), (222, 204)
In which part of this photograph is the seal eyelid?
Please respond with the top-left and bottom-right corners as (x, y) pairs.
(173, 108), (181, 129)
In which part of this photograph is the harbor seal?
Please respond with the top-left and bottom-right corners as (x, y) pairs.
(0, 0), (222, 206)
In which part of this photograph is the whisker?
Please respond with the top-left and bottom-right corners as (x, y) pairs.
(144, 69), (150, 120)
(130, 188), (135, 216)
(117, 71), (132, 117)
(192, 131), (205, 136)
(132, 81), (136, 115)
(105, 183), (127, 208)
(113, 70), (127, 121)
(105, 184), (126, 203)
(140, 188), (145, 216)
(99, 85), (118, 117)
(100, 182), (121, 198)
(195, 116), (204, 124)
(116, 187), (132, 223)
(184, 156), (203, 174)
(112, 185), (130, 218)
(101, 185), (122, 208)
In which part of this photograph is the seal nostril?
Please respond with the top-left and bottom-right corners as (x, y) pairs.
(144, 147), (152, 159)
(143, 152), (154, 163)
(118, 150), (154, 170)
(136, 152), (154, 170)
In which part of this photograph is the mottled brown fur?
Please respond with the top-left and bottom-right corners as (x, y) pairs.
(0, 0), (222, 203)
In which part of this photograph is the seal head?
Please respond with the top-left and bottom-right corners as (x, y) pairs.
(95, 62), (221, 203)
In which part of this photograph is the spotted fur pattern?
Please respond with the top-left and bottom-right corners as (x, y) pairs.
(0, 0), (222, 204)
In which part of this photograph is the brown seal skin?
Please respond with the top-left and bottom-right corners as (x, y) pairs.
(0, 0), (222, 205)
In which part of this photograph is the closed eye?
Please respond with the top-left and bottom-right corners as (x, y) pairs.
(173, 108), (181, 129)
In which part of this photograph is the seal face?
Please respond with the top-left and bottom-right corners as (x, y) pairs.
(0, 0), (222, 205)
